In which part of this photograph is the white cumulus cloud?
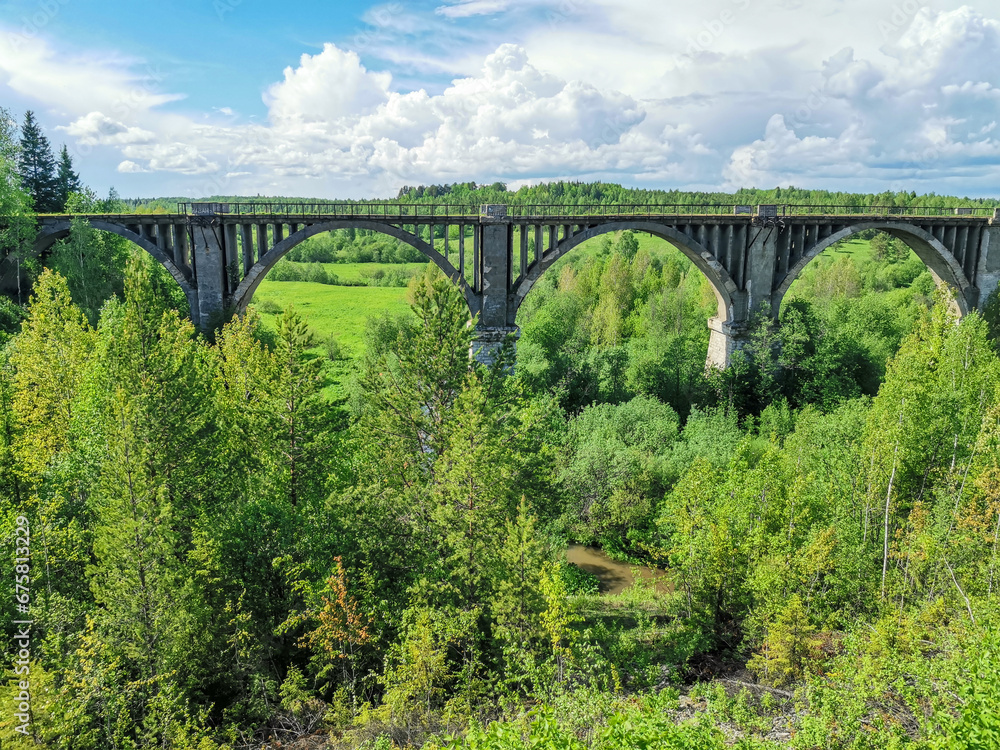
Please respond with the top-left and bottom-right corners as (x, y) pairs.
(265, 44), (392, 125)
(723, 7), (1000, 191)
(117, 160), (148, 173)
(61, 112), (155, 146)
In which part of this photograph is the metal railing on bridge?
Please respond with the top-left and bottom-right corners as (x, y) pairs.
(505, 204), (998, 218)
(168, 202), (999, 220)
(775, 205), (997, 218)
(178, 202), (481, 218)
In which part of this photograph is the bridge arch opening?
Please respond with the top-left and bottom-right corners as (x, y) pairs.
(510, 222), (742, 371)
(3, 220), (198, 319)
(773, 222), (972, 319)
(513, 222), (738, 327)
(233, 220), (474, 316)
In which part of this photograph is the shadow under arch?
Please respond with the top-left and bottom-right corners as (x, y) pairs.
(773, 221), (973, 317)
(232, 220), (474, 315)
(511, 221), (740, 326)
(13, 220), (198, 315)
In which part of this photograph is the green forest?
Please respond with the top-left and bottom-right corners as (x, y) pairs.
(2, 108), (1000, 750)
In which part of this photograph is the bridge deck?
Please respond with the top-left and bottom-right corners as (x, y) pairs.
(35, 210), (999, 224)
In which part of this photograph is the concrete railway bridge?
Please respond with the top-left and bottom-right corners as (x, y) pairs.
(4, 202), (1000, 368)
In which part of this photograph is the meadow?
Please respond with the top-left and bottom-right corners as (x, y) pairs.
(250, 278), (413, 356)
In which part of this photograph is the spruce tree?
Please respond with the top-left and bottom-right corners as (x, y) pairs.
(17, 110), (59, 212)
(55, 144), (81, 209)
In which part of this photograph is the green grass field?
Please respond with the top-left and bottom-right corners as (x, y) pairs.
(250, 280), (413, 356)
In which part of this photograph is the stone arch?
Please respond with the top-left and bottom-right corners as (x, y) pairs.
(511, 221), (740, 325)
(773, 221), (973, 317)
(231, 220), (474, 314)
(18, 220), (198, 314)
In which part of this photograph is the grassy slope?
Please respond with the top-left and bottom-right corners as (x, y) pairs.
(250, 280), (412, 356)
(790, 237), (876, 281)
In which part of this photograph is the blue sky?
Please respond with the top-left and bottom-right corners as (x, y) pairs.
(1, 0), (999, 199)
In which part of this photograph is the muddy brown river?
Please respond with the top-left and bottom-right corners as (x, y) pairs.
(566, 544), (671, 595)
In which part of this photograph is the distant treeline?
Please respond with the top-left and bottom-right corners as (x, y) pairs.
(129, 181), (1000, 215)
(268, 259), (418, 288)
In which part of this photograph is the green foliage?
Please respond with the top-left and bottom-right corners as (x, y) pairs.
(926, 629), (1000, 749)
(516, 234), (715, 414)
(55, 144), (82, 209)
(17, 110), (60, 212)
(560, 563), (600, 595)
(49, 215), (128, 324)
(982, 288), (1000, 351)
(747, 595), (822, 687)
(0, 107), (36, 274)
(5, 182), (1000, 748)
(427, 693), (727, 750)
(285, 227), (428, 265)
(560, 395), (680, 547)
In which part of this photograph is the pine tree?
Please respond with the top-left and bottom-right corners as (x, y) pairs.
(17, 111), (59, 212)
(55, 144), (82, 209)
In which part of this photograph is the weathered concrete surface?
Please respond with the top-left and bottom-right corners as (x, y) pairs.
(472, 327), (520, 367)
(976, 225), (1000, 308)
(707, 318), (749, 371)
(189, 218), (227, 330)
(478, 223), (513, 329)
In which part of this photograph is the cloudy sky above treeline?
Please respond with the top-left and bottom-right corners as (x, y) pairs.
(1, 0), (999, 199)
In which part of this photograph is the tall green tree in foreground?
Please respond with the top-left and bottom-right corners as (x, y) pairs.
(17, 110), (59, 213)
